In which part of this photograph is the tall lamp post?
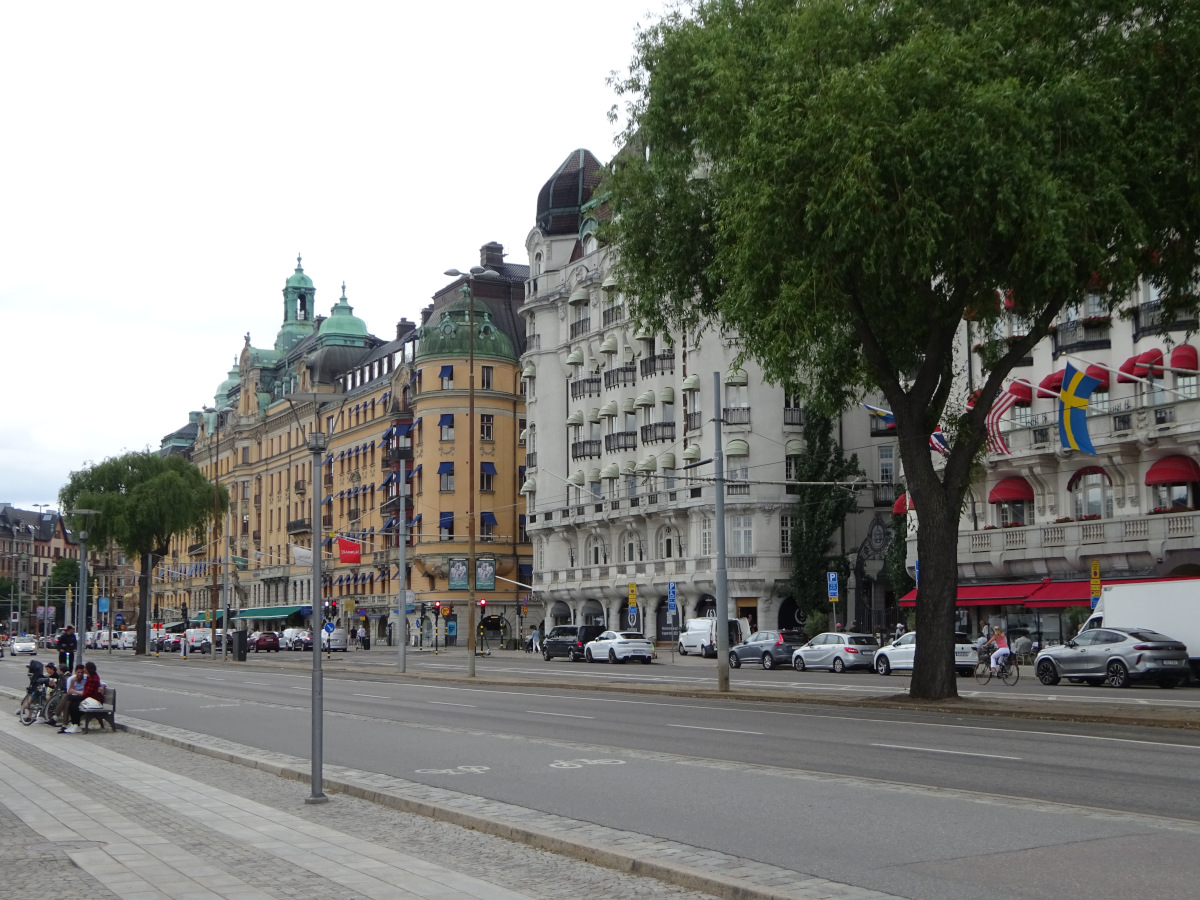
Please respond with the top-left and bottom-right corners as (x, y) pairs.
(31, 504), (49, 636)
(67, 509), (100, 669)
(283, 393), (339, 804)
(203, 405), (234, 662)
(444, 265), (498, 679)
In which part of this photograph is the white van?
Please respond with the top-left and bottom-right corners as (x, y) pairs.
(321, 627), (349, 651)
(677, 617), (751, 658)
(185, 628), (214, 653)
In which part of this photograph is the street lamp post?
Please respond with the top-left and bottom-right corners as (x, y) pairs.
(67, 509), (100, 670)
(282, 393), (339, 805)
(444, 266), (498, 679)
(203, 405), (234, 662)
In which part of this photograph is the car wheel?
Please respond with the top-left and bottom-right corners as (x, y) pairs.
(728, 652), (741, 669)
(585, 649), (594, 663)
(761, 653), (774, 670)
(677, 643), (687, 656)
(1036, 659), (1060, 686)
(876, 655), (891, 676)
(832, 657), (846, 674)
(793, 656), (806, 672)
(609, 649), (619, 664)
(543, 650), (551, 661)
(1105, 659), (1130, 689)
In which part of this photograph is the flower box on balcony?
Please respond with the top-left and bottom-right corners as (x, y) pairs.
(1001, 521), (1026, 528)
(1054, 516), (1075, 524)
(1147, 506), (1194, 515)
(1076, 514), (1101, 521)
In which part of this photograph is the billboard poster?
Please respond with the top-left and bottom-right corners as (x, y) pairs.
(476, 557), (496, 592)
(448, 557), (469, 591)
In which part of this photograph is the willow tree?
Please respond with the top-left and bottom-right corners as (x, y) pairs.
(606, 0), (1200, 698)
(60, 451), (227, 655)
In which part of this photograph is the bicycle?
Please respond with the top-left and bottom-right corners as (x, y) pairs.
(974, 650), (1019, 686)
(19, 685), (49, 726)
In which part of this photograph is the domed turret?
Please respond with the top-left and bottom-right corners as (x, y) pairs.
(275, 254), (317, 353)
(215, 361), (240, 406)
(536, 149), (603, 236)
(318, 283), (369, 340)
(414, 287), (516, 362)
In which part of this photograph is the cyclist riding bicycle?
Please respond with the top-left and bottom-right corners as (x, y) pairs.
(982, 625), (1010, 675)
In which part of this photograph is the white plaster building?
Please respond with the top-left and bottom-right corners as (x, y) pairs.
(520, 150), (899, 640)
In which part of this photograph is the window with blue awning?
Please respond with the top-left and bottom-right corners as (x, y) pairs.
(480, 512), (498, 526)
(324, 454), (334, 466)
(439, 365), (454, 378)
(323, 494), (333, 505)
(321, 536), (333, 547)
(438, 413), (454, 426)
(409, 513), (422, 527)
(439, 511), (454, 529)
(380, 472), (396, 488)
(407, 464), (422, 480)
(337, 451), (346, 460)
(480, 462), (497, 475)
(382, 426), (395, 440)
(438, 462), (454, 474)
(518, 563), (533, 577)
(394, 422), (413, 436)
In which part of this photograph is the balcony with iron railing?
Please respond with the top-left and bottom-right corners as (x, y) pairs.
(723, 406), (751, 426)
(605, 364), (637, 389)
(322, 514), (333, 528)
(994, 396), (1193, 458)
(253, 494), (261, 507)
(1132, 299), (1200, 342)
(639, 351), (675, 378)
(686, 411), (703, 432)
(570, 375), (602, 400)
(383, 444), (413, 465)
(294, 480), (306, 495)
(1051, 319), (1112, 359)
(640, 421), (676, 443)
(726, 482), (751, 496)
(287, 517), (312, 535)
(570, 317), (591, 339)
(602, 305), (626, 327)
(873, 484), (897, 507)
(571, 439), (602, 460)
(784, 407), (804, 426)
(323, 473), (334, 487)
(380, 494), (414, 515)
(252, 530), (261, 543)
(605, 432), (638, 452)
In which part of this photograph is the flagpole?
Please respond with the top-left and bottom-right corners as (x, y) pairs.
(1065, 354), (1195, 401)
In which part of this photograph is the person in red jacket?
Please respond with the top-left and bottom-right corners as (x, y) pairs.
(60, 661), (104, 734)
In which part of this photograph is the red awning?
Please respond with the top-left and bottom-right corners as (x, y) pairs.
(1171, 344), (1198, 373)
(1067, 465), (1111, 489)
(892, 493), (913, 515)
(988, 476), (1035, 503)
(1145, 455), (1200, 486)
(898, 581), (1043, 607)
(1038, 371), (1064, 397)
(1085, 365), (1110, 390)
(1134, 348), (1164, 377)
(1117, 354), (1140, 383)
(1026, 576), (1200, 607)
(1008, 379), (1033, 406)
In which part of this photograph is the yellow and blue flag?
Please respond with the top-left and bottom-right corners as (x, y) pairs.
(1058, 363), (1101, 455)
(862, 403), (895, 428)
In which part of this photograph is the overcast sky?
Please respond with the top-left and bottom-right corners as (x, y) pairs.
(0, 1), (665, 512)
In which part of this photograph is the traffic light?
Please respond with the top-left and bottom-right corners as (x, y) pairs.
(433, 600), (442, 614)
(420, 602), (427, 618)
(330, 601), (338, 618)
(479, 597), (486, 609)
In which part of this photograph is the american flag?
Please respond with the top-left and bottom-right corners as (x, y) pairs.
(985, 387), (1021, 454)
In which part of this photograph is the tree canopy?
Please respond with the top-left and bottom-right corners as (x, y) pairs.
(606, 0), (1200, 698)
(59, 451), (227, 654)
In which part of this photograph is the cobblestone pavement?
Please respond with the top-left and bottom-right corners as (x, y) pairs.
(0, 706), (722, 900)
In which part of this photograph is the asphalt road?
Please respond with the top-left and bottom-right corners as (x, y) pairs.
(6, 650), (1200, 900)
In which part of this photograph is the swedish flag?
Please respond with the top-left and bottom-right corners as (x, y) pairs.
(1058, 363), (1101, 455)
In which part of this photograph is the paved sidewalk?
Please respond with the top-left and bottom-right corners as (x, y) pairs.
(0, 710), (636, 900)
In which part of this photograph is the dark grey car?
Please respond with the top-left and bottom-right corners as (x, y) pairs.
(542, 624), (606, 661)
(1034, 627), (1188, 688)
(728, 631), (797, 670)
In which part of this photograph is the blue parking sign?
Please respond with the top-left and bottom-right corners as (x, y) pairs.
(827, 572), (839, 599)
(667, 582), (677, 612)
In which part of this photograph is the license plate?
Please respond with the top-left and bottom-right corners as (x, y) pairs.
(1164, 659), (1181, 666)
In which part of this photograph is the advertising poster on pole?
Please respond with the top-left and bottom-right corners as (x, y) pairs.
(448, 557), (469, 591)
(476, 557), (496, 592)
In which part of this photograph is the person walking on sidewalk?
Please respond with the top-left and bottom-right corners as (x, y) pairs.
(61, 661), (103, 734)
(57, 625), (78, 672)
(530, 626), (540, 654)
(357, 625), (366, 650)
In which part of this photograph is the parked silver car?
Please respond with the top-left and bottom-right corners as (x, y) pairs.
(792, 632), (879, 672)
(1034, 627), (1188, 688)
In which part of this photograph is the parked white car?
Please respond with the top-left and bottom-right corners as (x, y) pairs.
(116, 631), (137, 650)
(873, 631), (978, 676)
(321, 628), (349, 651)
(792, 632), (880, 672)
(584, 631), (654, 664)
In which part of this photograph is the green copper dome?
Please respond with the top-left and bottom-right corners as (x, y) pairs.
(415, 286), (516, 362)
(215, 362), (240, 405)
(286, 254), (314, 289)
(318, 283), (369, 339)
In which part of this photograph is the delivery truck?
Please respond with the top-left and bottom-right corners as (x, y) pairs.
(1081, 577), (1200, 680)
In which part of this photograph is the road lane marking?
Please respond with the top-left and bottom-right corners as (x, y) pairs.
(353, 693), (391, 699)
(428, 701), (477, 708)
(527, 711), (593, 719)
(872, 743), (1021, 761)
(667, 724), (764, 735)
(243, 682), (269, 686)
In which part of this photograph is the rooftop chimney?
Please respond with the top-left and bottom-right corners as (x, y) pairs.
(480, 242), (505, 269)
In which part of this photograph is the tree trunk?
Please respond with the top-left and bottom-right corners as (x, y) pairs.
(135, 552), (152, 656)
(908, 493), (960, 700)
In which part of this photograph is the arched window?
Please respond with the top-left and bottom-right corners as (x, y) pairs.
(621, 529), (642, 563)
(656, 526), (674, 559)
(586, 535), (606, 566)
(1069, 467), (1113, 518)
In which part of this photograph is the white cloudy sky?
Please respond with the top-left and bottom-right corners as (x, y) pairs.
(0, 1), (665, 511)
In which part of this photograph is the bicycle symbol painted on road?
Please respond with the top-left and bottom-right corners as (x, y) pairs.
(549, 758), (626, 769)
(414, 765), (491, 775)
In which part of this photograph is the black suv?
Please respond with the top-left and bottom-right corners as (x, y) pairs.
(543, 624), (606, 662)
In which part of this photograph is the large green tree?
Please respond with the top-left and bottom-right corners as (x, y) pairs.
(605, 0), (1200, 698)
(59, 451), (227, 655)
(787, 412), (862, 623)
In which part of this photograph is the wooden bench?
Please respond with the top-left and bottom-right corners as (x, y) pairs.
(80, 686), (121, 733)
